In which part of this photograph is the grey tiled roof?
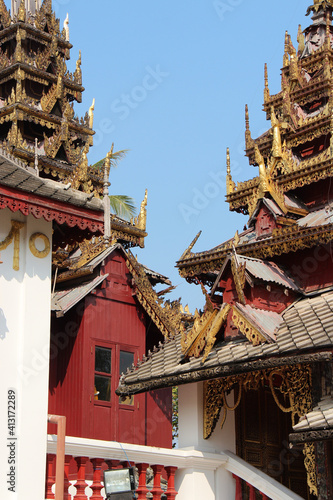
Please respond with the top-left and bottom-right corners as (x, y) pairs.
(0, 150), (104, 211)
(293, 396), (333, 432)
(117, 290), (333, 395)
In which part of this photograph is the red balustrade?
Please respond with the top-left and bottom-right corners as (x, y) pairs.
(165, 466), (178, 500)
(247, 482), (256, 500)
(74, 456), (89, 499)
(136, 462), (149, 499)
(151, 464), (164, 499)
(90, 458), (104, 500)
(46, 454), (178, 499)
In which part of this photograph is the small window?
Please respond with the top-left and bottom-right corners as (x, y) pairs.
(119, 351), (134, 405)
(95, 347), (111, 402)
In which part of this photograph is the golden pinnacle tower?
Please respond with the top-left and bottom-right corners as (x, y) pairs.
(0, 0), (106, 195)
(225, 0), (333, 219)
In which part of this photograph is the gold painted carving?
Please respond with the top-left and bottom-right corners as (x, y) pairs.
(231, 254), (246, 305)
(231, 306), (267, 346)
(134, 189), (148, 231)
(203, 364), (316, 494)
(0, 220), (25, 271)
(29, 233), (51, 259)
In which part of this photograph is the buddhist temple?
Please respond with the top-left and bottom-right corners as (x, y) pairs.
(118, 1), (333, 498)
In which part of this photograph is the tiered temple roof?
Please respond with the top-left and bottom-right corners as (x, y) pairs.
(0, 0), (148, 250)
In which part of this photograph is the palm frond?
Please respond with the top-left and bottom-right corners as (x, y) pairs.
(91, 149), (129, 170)
(109, 195), (137, 220)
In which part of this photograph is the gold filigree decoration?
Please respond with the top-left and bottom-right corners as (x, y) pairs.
(203, 364), (315, 494)
(231, 255), (246, 305)
(231, 306), (267, 346)
(134, 189), (148, 231)
(304, 443), (317, 496)
(126, 249), (184, 339)
(29, 233), (51, 259)
(0, 221), (25, 271)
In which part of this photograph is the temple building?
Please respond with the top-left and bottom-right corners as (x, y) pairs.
(118, 1), (333, 498)
(0, 1), (178, 499)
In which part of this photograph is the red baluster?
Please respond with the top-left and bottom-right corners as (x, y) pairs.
(74, 456), (89, 499)
(63, 455), (72, 500)
(136, 463), (149, 499)
(247, 483), (256, 500)
(261, 495), (268, 500)
(91, 458), (104, 500)
(151, 465), (164, 499)
(233, 474), (242, 500)
(165, 466), (178, 500)
(45, 454), (55, 499)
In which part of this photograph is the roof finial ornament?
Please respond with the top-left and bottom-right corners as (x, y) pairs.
(245, 104), (253, 151)
(103, 145), (112, 243)
(297, 25), (305, 55)
(283, 31), (290, 67)
(63, 13), (69, 41)
(226, 147), (235, 196)
(264, 63), (270, 103)
(88, 98), (95, 129)
(135, 189), (148, 231)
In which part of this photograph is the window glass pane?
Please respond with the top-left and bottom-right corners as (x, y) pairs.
(119, 351), (134, 376)
(95, 347), (111, 374)
(95, 375), (111, 402)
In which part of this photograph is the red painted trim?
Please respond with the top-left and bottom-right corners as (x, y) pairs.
(0, 185), (104, 234)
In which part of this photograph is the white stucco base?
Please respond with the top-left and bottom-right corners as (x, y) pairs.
(0, 209), (52, 500)
(176, 382), (236, 500)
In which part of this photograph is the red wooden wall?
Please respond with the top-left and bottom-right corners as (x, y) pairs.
(48, 249), (172, 448)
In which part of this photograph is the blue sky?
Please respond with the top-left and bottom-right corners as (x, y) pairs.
(12, 0), (309, 310)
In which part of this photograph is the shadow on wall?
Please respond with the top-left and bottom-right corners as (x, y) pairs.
(0, 308), (9, 340)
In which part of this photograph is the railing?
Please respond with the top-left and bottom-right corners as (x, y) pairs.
(46, 436), (304, 500)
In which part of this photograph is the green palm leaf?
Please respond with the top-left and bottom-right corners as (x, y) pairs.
(109, 195), (136, 220)
(91, 148), (129, 170)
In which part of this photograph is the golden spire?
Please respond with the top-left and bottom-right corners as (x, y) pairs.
(245, 104), (253, 150)
(135, 189), (148, 231)
(88, 98), (95, 129)
(297, 25), (305, 55)
(254, 145), (269, 194)
(18, 0), (26, 21)
(226, 147), (235, 196)
(63, 13), (70, 41)
(264, 63), (270, 103)
(326, 10), (331, 49)
(283, 31), (290, 67)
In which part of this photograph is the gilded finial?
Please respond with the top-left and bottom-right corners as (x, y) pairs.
(245, 104), (252, 150)
(64, 13), (69, 41)
(88, 98), (95, 129)
(226, 147), (235, 196)
(104, 143), (114, 177)
(297, 25), (305, 55)
(326, 11), (331, 49)
(283, 31), (290, 67)
(226, 147), (231, 175)
(18, 0), (26, 21)
(254, 144), (269, 194)
(264, 63), (270, 103)
(135, 189), (148, 231)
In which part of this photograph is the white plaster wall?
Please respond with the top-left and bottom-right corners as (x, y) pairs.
(177, 382), (236, 500)
(0, 209), (52, 500)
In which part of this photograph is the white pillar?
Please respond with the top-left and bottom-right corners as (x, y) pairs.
(0, 209), (52, 500)
(176, 382), (236, 500)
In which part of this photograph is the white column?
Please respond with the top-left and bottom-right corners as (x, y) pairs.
(176, 382), (236, 500)
(0, 209), (52, 500)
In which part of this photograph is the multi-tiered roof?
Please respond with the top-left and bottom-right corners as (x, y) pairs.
(0, 0), (148, 249)
(177, 0), (333, 283)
